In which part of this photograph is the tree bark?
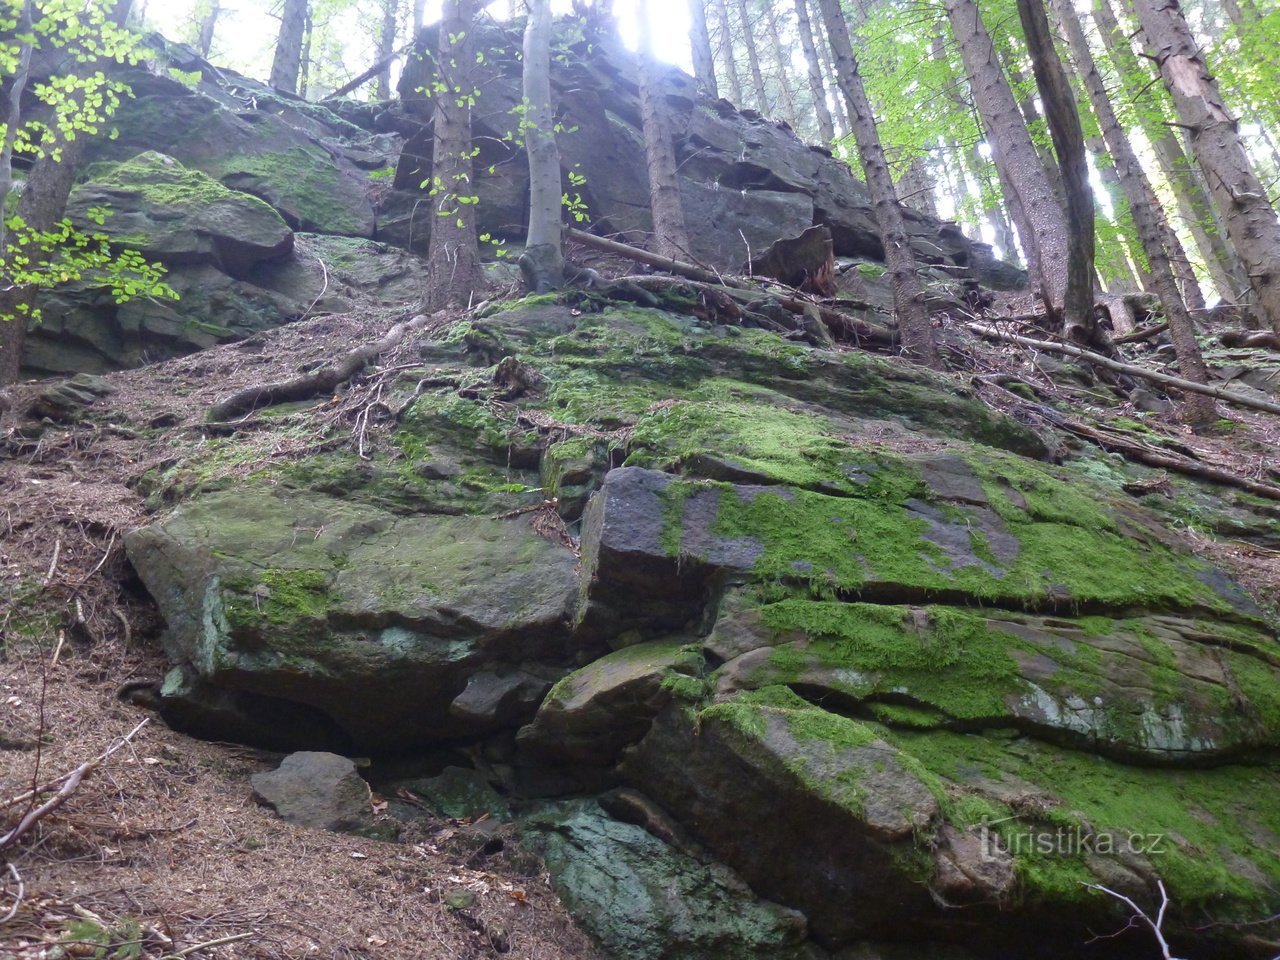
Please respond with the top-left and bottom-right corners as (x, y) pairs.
(270, 0), (309, 94)
(1015, 0), (1095, 343)
(413, 0), (425, 36)
(793, 0), (836, 144)
(812, 12), (850, 136)
(734, 0), (770, 111)
(1055, 0), (1215, 423)
(764, 4), (799, 128)
(687, 0), (719, 99)
(0, 0), (35, 256)
(1092, 0), (1243, 305)
(637, 13), (691, 261)
(521, 0), (565, 292)
(945, 0), (1070, 317)
(709, 0), (744, 104)
(1130, 0), (1280, 334)
(376, 0), (400, 101)
(817, 0), (939, 367)
(196, 0), (222, 59)
(423, 0), (484, 310)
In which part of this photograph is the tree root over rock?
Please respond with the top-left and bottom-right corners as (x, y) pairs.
(207, 312), (446, 423)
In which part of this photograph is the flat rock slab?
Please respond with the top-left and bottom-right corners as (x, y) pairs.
(251, 751), (371, 833)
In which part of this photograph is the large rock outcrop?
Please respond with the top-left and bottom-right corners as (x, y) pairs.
(125, 302), (1280, 960)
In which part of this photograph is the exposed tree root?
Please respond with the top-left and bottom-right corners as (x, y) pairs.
(207, 313), (444, 422)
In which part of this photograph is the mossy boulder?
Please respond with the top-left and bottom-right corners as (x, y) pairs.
(124, 486), (581, 751)
(68, 152), (294, 275)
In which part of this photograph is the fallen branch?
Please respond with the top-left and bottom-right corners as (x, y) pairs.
(968, 322), (1280, 417)
(0, 718), (149, 849)
(207, 313), (441, 422)
(321, 41), (416, 101)
(1084, 880), (1185, 960)
(1113, 321), (1168, 345)
(1, 862), (22, 923)
(158, 932), (255, 959)
(568, 227), (893, 345)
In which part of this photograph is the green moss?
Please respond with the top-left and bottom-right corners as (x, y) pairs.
(889, 728), (1280, 910)
(98, 152), (250, 208)
(219, 146), (366, 234)
(223, 567), (335, 629)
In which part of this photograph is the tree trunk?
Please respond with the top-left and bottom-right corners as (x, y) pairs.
(196, 0), (222, 59)
(764, 4), (799, 128)
(0, 0), (35, 256)
(413, 0), (425, 36)
(734, 0), (769, 111)
(709, 0), (744, 104)
(817, 0), (939, 367)
(1054, 0), (1215, 422)
(424, 0), (484, 310)
(1129, 0), (1280, 334)
(687, 0), (719, 99)
(270, 0), (309, 94)
(945, 0), (1070, 317)
(1015, 0), (1095, 342)
(1003, 60), (1065, 205)
(813, 13), (850, 136)
(793, 0), (836, 144)
(637, 12), (691, 260)
(376, 0), (400, 100)
(899, 155), (938, 218)
(520, 0), (564, 292)
(1092, 0), (1243, 305)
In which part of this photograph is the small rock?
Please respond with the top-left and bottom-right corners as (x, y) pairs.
(250, 751), (372, 833)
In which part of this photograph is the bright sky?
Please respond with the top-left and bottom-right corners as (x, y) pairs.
(138, 0), (694, 93)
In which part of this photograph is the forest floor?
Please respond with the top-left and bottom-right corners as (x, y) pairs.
(2, 293), (1279, 959)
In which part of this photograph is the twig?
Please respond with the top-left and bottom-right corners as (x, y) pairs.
(0, 718), (150, 849)
(41, 537), (61, 588)
(1, 862), (23, 923)
(1084, 880), (1186, 960)
(158, 931), (255, 958)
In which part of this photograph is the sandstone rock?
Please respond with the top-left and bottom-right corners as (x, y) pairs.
(250, 751), (372, 833)
(525, 799), (809, 960)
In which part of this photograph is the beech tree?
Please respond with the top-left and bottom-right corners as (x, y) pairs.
(520, 0), (564, 292)
(0, 0), (173, 386)
(817, 0), (939, 367)
(270, 0), (309, 93)
(422, 0), (483, 310)
(1129, 0), (1280, 334)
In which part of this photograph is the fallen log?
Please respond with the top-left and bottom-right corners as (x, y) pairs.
(567, 227), (894, 345)
(322, 41), (417, 101)
(968, 322), (1280, 417)
(208, 313), (442, 422)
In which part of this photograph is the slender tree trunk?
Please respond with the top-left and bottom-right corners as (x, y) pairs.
(196, 0), (222, 59)
(687, 0), (719, 99)
(1092, 0), (1243, 304)
(1129, 0), (1280, 334)
(0, 0), (35, 256)
(899, 155), (938, 218)
(1056, 0), (1215, 421)
(764, 4), (799, 127)
(793, 0), (836, 144)
(945, 0), (1070, 316)
(376, 0), (400, 100)
(424, 0), (484, 310)
(817, 0), (939, 367)
(637, 12), (691, 260)
(271, 0), (309, 94)
(710, 0), (744, 104)
(1003, 59), (1066, 204)
(1015, 0), (1095, 342)
(413, 0), (426, 35)
(967, 143), (1020, 263)
(734, 0), (769, 111)
(521, 0), (564, 292)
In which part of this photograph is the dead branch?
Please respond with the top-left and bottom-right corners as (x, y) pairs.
(0, 718), (149, 849)
(207, 313), (442, 422)
(968, 322), (1280, 417)
(321, 41), (416, 101)
(1, 862), (23, 923)
(1084, 880), (1186, 960)
(567, 227), (894, 345)
(1113, 321), (1169, 345)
